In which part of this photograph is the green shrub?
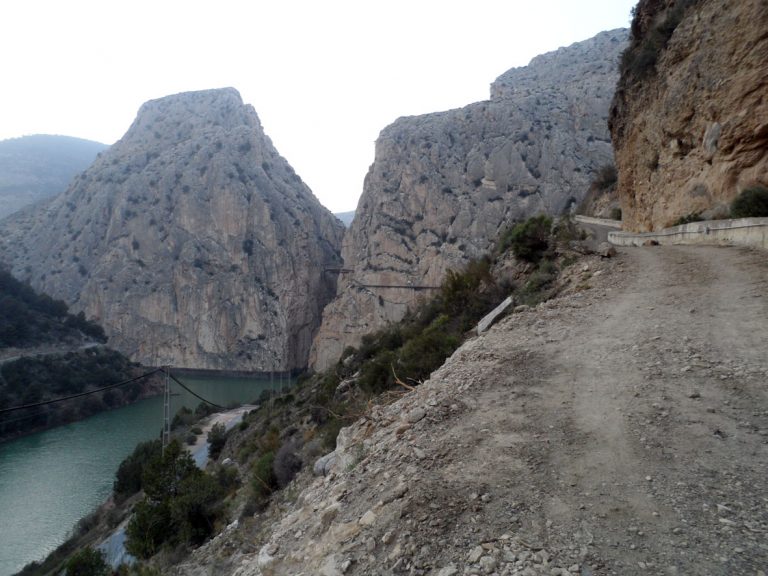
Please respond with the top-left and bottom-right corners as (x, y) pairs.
(672, 212), (704, 226)
(620, 0), (696, 78)
(440, 258), (493, 318)
(207, 423), (227, 460)
(171, 406), (195, 430)
(251, 451), (277, 499)
(274, 442), (302, 488)
(731, 185), (768, 218)
(125, 441), (224, 557)
(65, 547), (110, 576)
(113, 439), (161, 501)
(593, 164), (617, 191)
(520, 259), (558, 305)
(191, 426), (203, 435)
(500, 215), (553, 262)
(398, 315), (460, 384)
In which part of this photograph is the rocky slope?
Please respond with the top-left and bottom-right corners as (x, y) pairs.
(311, 30), (627, 370)
(0, 135), (107, 220)
(175, 244), (768, 575)
(609, 0), (768, 231)
(0, 89), (344, 370)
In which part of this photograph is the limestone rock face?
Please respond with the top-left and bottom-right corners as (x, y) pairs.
(310, 30), (627, 370)
(0, 88), (344, 370)
(609, 0), (768, 231)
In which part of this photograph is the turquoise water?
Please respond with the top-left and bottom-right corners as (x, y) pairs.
(0, 373), (290, 576)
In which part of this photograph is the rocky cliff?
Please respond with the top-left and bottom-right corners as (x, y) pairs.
(0, 88), (344, 370)
(310, 30), (627, 370)
(609, 0), (768, 231)
(0, 135), (107, 220)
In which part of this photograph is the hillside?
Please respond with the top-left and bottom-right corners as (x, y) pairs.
(154, 242), (767, 576)
(311, 29), (628, 370)
(609, 0), (768, 231)
(0, 268), (104, 349)
(0, 89), (344, 371)
(0, 270), (158, 441)
(0, 135), (107, 220)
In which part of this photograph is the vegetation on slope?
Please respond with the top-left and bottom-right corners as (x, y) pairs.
(619, 0), (701, 81)
(0, 270), (159, 441)
(0, 268), (105, 347)
(730, 185), (768, 218)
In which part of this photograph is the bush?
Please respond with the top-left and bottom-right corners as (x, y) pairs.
(593, 164), (617, 191)
(113, 439), (162, 500)
(251, 451), (277, 499)
(620, 0), (696, 78)
(207, 423), (227, 460)
(65, 547), (110, 576)
(274, 442), (302, 488)
(500, 215), (553, 262)
(672, 212), (704, 226)
(171, 406), (195, 430)
(731, 186), (768, 218)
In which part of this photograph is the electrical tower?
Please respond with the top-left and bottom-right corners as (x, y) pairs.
(162, 367), (171, 452)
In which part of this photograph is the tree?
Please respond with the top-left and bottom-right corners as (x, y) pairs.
(125, 440), (223, 558)
(207, 423), (227, 460)
(500, 215), (553, 262)
(65, 547), (110, 576)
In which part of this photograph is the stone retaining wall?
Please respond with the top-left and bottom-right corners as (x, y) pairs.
(608, 218), (768, 250)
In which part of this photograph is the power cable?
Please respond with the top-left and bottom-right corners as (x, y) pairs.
(0, 368), (163, 415)
(164, 370), (225, 410)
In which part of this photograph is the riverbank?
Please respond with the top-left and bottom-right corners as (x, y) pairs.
(3, 376), (279, 576)
(188, 404), (257, 468)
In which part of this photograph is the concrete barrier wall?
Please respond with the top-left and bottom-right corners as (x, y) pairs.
(609, 218), (768, 250)
(574, 215), (623, 229)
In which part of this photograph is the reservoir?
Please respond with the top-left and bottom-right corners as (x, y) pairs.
(0, 372), (292, 576)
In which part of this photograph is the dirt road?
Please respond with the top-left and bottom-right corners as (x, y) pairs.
(434, 245), (768, 575)
(476, 247), (768, 575)
(179, 245), (768, 576)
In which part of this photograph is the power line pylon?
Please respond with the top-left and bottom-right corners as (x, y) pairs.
(162, 366), (171, 453)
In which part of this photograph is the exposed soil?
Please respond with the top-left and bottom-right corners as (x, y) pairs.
(179, 245), (768, 576)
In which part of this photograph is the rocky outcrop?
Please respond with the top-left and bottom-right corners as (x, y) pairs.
(0, 135), (107, 220)
(609, 0), (768, 231)
(310, 30), (627, 370)
(0, 89), (344, 370)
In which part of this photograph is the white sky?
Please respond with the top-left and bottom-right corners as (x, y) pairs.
(0, 0), (636, 212)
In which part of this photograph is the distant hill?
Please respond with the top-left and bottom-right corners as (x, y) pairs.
(334, 210), (355, 227)
(0, 134), (107, 220)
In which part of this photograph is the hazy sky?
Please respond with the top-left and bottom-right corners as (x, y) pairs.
(0, 1), (636, 212)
